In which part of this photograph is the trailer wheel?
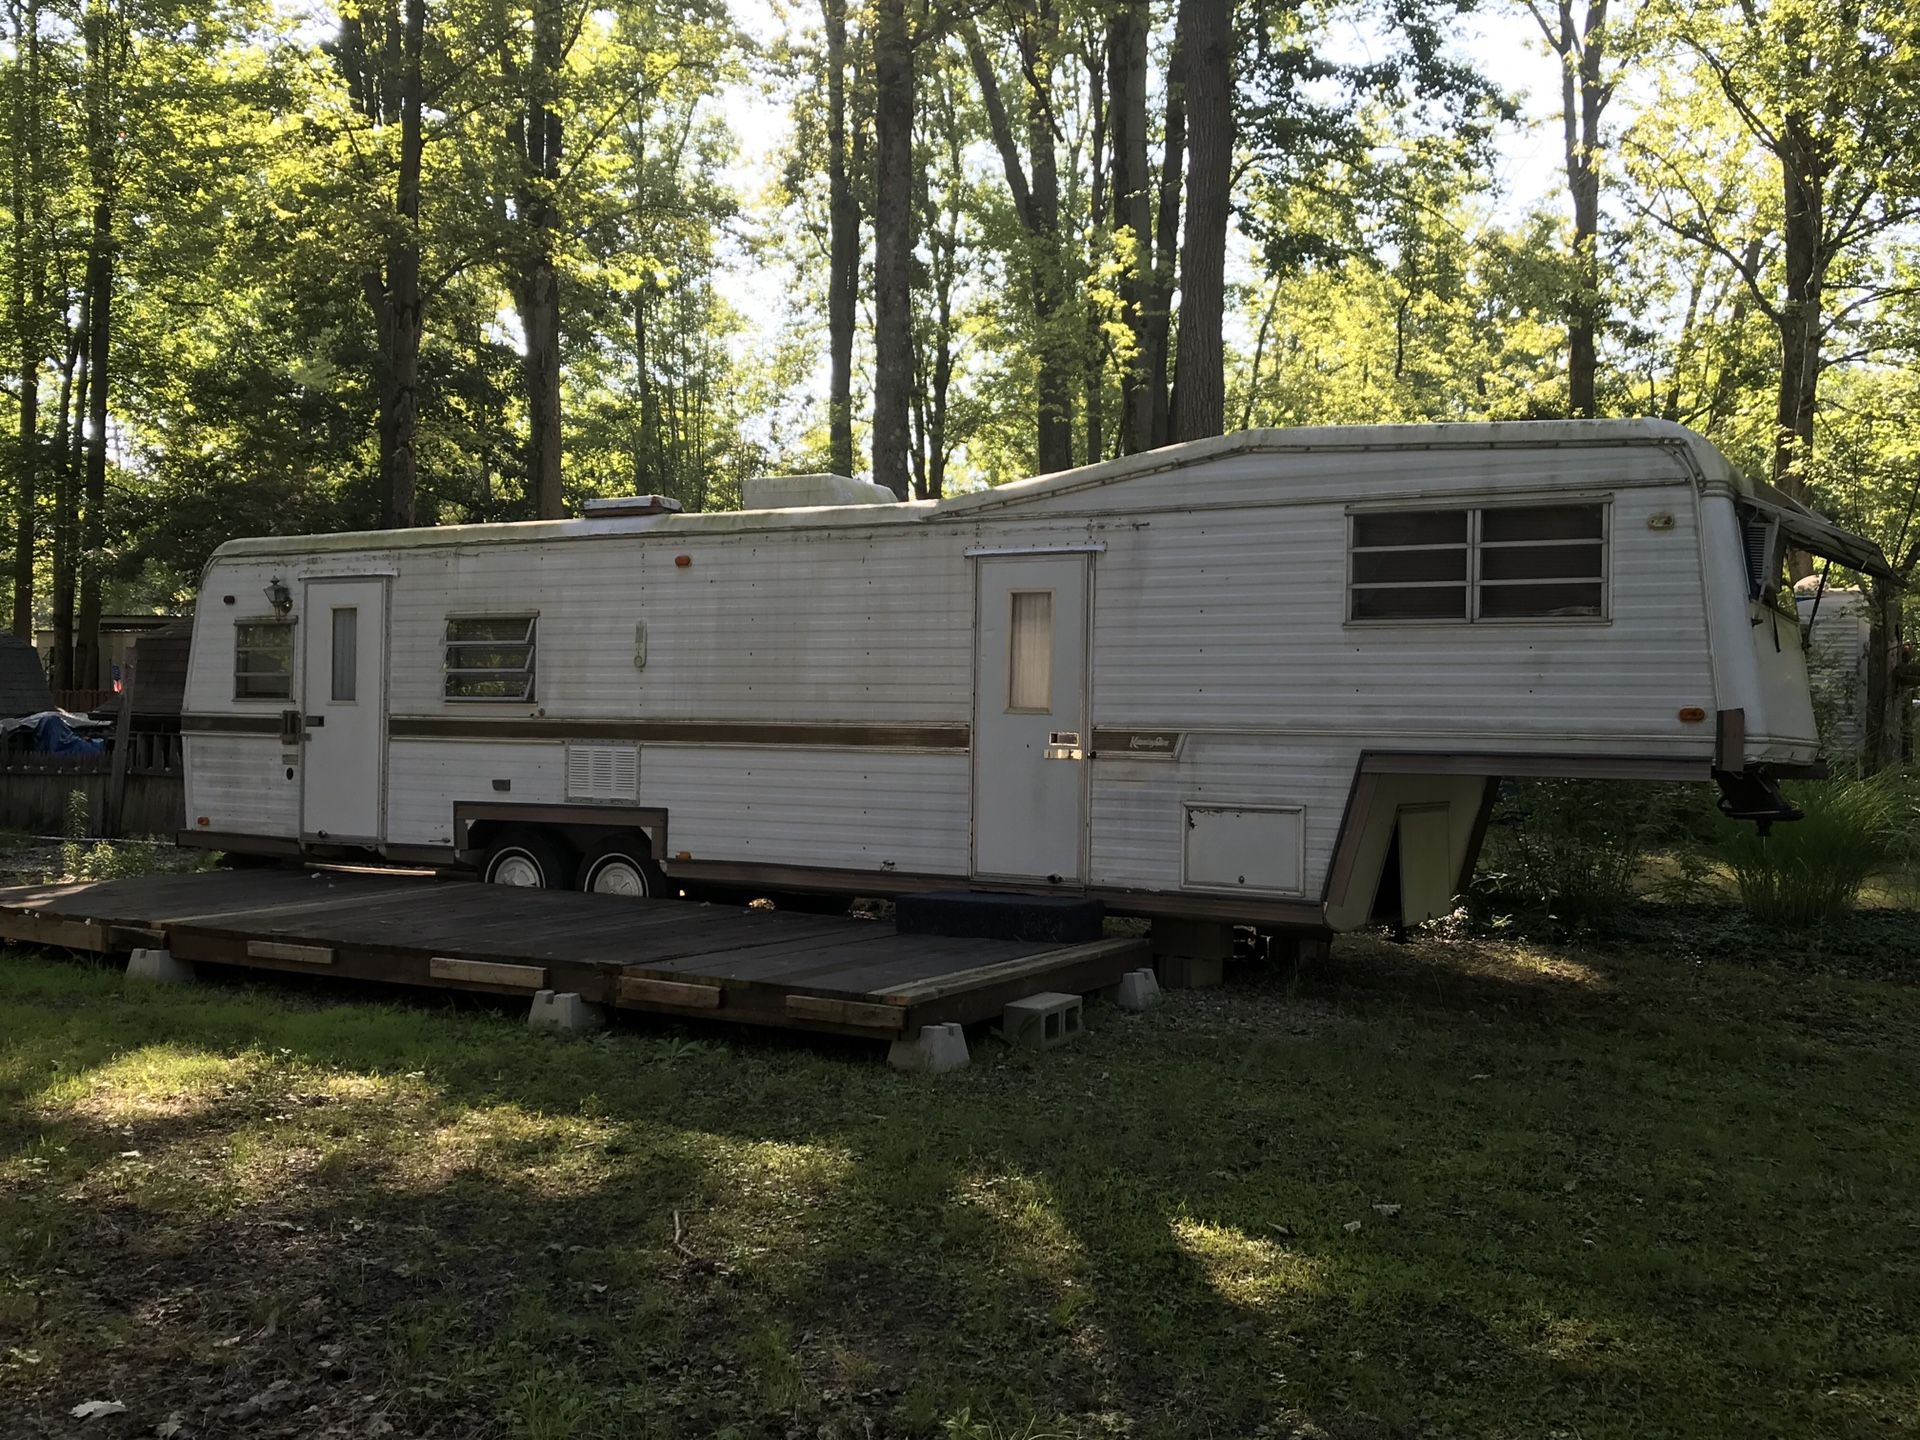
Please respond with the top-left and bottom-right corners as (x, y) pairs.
(481, 829), (573, 889)
(577, 835), (667, 898)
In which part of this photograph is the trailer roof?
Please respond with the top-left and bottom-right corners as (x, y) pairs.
(209, 419), (1743, 561)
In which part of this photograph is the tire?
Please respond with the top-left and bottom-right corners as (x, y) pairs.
(576, 833), (667, 899)
(481, 829), (574, 889)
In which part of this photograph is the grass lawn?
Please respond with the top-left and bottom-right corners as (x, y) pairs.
(0, 922), (1916, 1438)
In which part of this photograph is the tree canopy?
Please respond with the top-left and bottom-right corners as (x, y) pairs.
(3, 0), (1918, 698)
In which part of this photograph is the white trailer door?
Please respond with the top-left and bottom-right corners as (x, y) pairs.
(300, 578), (387, 844)
(971, 555), (1090, 883)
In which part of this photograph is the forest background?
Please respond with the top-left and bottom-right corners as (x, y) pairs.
(2, 0), (1917, 748)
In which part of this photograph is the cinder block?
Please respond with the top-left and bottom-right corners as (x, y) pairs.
(1107, 967), (1161, 1011)
(126, 947), (195, 984)
(1001, 990), (1085, 1049)
(887, 1021), (970, 1073)
(528, 989), (606, 1034)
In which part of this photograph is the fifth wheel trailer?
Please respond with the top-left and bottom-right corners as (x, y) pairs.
(177, 420), (1889, 932)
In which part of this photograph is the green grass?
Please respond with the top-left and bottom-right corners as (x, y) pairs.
(0, 931), (1917, 1438)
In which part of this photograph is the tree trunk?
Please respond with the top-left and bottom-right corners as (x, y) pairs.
(1083, 39), (1106, 466)
(1147, 38), (1185, 447)
(1772, 114), (1826, 581)
(1171, 0), (1231, 442)
(869, 0), (912, 498)
(51, 292), (84, 692)
(823, 0), (856, 479)
(515, 2), (566, 519)
(1864, 577), (1905, 773)
(962, 14), (1072, 475)
(9, 0), (44, 639)
(75, 0), (118, 690)
(377, 0), (424, 529)
(1107, 0), (1151, 453)
(75, 194), (111, 690)
(1533, 0), (1609, 418)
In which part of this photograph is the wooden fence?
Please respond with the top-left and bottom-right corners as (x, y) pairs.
(0, 734), (183, 838)
(52, 687), (118, 714)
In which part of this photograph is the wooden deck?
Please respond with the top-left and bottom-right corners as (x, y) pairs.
(0, 869), (1149, 1040)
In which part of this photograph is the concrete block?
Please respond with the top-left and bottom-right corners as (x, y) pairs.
(528, 989), (606, 1034)
(1001, 991), (1085, 1049)
(1107, 967), (1162, 1011)
(1155, 953), (1224, 990)
(887, 1021), (970, 1073)
(126, 947), (195, 984)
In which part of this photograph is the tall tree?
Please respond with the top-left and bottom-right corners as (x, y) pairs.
(74, 0), (126, 689)
(505, 0), (575, 519)
(337, 0), (428, 529)
(1146, 35), (1184, 446)
(822, 0), (857, 478)
(6, 0), (48, 639)
(1106, 0), (1152, 452)
(870, 0), (912, 496)
(1523, 0), (1614, 417)
(1171, 0), (1231, 441)
(1635, 0), (1920, 521)
(963, 8), (1073, 474)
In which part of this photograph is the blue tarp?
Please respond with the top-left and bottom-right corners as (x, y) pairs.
(0, 710), (109, 755)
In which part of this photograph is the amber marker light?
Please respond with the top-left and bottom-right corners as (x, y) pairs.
(674, 554), (692, 568)
(1678, 706), (1707, 722)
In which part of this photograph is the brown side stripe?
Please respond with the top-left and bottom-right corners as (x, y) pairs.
(389, 718), (972, 749)
(182, 714), (283, 735)
(181, 713), (972, 749)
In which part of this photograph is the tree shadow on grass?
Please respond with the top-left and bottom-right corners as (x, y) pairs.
(1, 941), (1915, 1438)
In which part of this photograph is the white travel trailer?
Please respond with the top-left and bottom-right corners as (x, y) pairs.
(178, 420), (1888, 932)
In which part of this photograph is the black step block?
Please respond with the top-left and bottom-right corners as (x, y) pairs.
(895, 891), (1104, 944)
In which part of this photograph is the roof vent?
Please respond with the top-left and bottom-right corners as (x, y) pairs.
(741, 473), (901, 510)
(582, 494), (684, 519)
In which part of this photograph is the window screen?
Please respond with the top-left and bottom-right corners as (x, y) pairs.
(1475, 504), (1605, 618)
(1349, 502), (1608, 622)
(1008, 591), (1053, 711)
(234, 621), (294, 700)
(330, 607), (358, 702)
(1349, 509), (1469, 620)
(445, 615), (537, 701)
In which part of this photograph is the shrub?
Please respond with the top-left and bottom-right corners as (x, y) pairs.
(1720, 777), (1913, 926)
(1475, 780), (1713, 926)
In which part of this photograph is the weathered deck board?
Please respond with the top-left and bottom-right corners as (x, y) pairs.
(0, 868), (1149, 1041)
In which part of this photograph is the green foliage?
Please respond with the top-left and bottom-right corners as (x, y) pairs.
(1720, 777), (1916, 926)
(1476, 780), (1718, 926)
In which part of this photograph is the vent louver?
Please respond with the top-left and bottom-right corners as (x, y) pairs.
(566, 744), (640, 802)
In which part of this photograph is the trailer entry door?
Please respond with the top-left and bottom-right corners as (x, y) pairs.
(971, 554), (1090, 883)
(300, 577), (388, 845)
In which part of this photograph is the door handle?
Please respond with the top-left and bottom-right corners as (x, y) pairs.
(303, 715), (326, 728)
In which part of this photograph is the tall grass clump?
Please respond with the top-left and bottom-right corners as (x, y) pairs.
(1720, 777), (1913, 925)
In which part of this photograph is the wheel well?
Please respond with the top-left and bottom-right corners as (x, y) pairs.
(465, 819), (655, 862)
